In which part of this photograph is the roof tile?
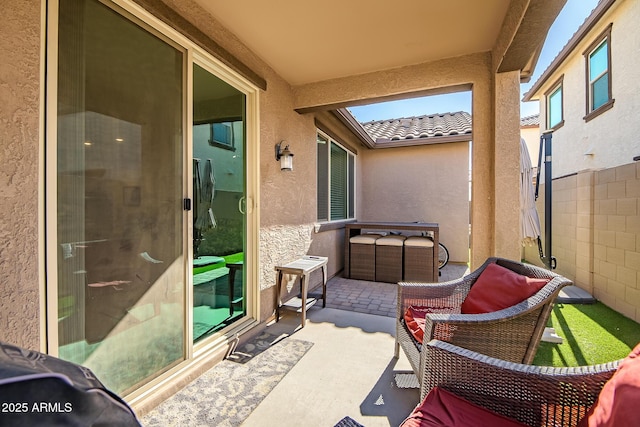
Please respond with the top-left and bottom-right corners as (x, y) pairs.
(361, 111), (472, 143)
(520, 113), (540, 127)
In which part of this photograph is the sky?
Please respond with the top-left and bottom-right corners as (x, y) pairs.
(349, 0), (600, 123)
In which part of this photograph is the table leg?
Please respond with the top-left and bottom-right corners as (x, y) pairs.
(300, 274), (308, 327)
(275, 270), (284, 322)
(321, 265), (327, 308)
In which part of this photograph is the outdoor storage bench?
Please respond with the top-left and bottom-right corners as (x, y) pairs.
(349, 234), (381, 281)
(375, 234), (406, 283)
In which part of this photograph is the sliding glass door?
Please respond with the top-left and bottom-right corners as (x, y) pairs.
(51, 0), (257, 396)
(55, 0), (185, 395)
(192, 64), (247, 342)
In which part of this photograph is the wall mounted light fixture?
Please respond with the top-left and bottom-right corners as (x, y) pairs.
(275, 141), (294, 171)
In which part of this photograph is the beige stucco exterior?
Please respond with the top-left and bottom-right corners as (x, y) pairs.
(1, 0), (564, 411)
(292, 52), (522, 267)
(525, 0), (640, 178)
(358, 142), (470, 264)
(1, 1), (43, 349)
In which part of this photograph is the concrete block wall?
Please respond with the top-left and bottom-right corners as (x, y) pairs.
(593, 163), (640, 321)
(523, 161), (640, 322)
(575, 172), (595, 290)
(551, 174), (578, 284)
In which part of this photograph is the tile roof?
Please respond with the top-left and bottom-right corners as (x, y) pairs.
(361, 111), (472, 143)
(520, 113), (540, 127)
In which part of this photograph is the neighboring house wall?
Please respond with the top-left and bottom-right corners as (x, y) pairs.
(520, 116), (540, 168)
(530, 0), (640, 177)
(524, 162), (640, 323)
(358, 142), (469, 264)
(522, 0), (640, 322)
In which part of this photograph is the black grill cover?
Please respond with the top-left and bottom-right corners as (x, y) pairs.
(0, 341), (141, 426)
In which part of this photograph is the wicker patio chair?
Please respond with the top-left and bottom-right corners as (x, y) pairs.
(416, 339), (620, 426)
(395, 257), (572, 399)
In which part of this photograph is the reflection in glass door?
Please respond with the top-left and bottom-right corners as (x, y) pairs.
(192, 64), (247, 342)
(55, 0), (184, 395)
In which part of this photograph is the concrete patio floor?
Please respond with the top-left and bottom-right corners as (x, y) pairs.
(242, 308), (417, 427)
(241, 263), (470, 426)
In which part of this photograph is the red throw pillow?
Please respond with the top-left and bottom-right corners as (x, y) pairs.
(404, 306), (429, 344)
(400, 387), (527, 427)
(404, 306), (457, 344)
(577, 343), (640, 427)
(460, 262), (549, 314)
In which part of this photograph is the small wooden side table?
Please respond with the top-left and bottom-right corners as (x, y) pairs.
(274, 255), (328, 327)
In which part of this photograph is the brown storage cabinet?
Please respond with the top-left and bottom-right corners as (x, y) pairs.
(375, 235), (406, 283)
(349, 234), (381, 281)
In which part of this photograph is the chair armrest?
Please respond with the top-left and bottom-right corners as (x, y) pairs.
(396, 277), (474, 319)
(422, 340), (618, 426)
(420, 305), (540, 364)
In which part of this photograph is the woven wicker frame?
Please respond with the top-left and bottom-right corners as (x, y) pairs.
(422, 340), (618, 426)
(375, 244), (403, 283)
(403, 244), (434, 282)
(349, 242), (376, 281)
(395, 257), (573, 400)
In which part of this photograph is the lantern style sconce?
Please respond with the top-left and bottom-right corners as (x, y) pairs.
(275, 141), (294, 171)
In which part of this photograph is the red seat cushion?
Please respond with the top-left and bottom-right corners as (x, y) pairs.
(404, 306), (457, 344)
(577, 343), (640, 427)
(461, 262), (549, 314)
(400, 387), (527, 427)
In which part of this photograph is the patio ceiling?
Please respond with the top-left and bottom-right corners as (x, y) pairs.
(193, 0), (565, 87)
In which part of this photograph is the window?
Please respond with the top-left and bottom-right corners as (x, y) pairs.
(317, 131), (355, 221)
(210, 121), (236, 149)
(545, 77), (563, 130)
(584, 24), (613, 120)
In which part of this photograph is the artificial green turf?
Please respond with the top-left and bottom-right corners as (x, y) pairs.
(533, 302), (640, 367)
(222, 252), (244, 264)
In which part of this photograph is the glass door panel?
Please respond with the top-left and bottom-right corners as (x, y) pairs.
(56, 0), (184, 395)
(192, 64), (247, 342)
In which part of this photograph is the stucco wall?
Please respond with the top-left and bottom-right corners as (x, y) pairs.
(0, 2), (42, 349)
(494, 71), (523, 260)
(358, 142), (470, 264)
(535, 0), (640, 178)
(523, 162), (640, 322)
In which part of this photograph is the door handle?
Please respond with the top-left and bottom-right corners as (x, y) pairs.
(238, 196), (246, 215)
